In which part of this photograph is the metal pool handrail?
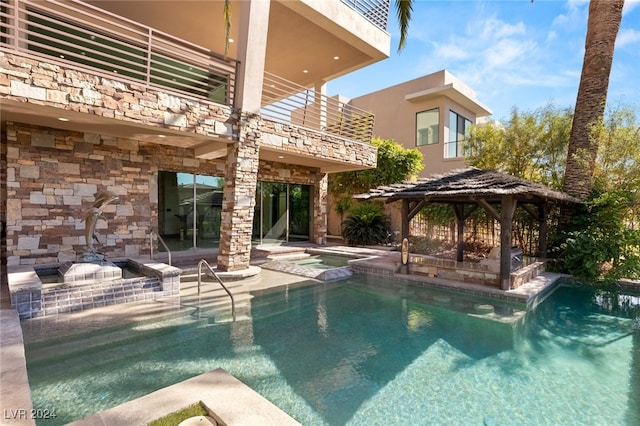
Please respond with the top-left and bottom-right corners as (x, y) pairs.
(149, 231), (172, 266)
(198, 259), (236, 321)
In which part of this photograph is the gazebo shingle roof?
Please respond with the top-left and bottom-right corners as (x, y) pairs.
(355, 167), (579, 205)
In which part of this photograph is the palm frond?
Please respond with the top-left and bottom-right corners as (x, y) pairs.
(395, 0), (413, 52)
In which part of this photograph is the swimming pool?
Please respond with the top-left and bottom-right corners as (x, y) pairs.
(22, 276), (640, 425)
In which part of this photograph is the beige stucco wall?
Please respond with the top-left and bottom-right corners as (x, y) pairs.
(348, 70), (491, 177)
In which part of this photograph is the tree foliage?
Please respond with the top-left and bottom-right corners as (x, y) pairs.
(592, 103), (640, 194)
(465, 104), (572, 190)
(328, 137), (423, 197)
(466, 103), (639, 195)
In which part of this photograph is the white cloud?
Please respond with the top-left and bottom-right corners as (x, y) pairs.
(617, 29), (640, 47)
(484, 38), (537, 69)
(432, 43), (470, 62)
(552, 0), (588, 29)
(623, 0), (640, 16)
(478, 18), (526, 39)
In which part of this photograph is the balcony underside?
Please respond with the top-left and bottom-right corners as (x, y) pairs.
(0, 99), (228, 150)
(1, 97), (374, 174)
(87, 0), (391, 87)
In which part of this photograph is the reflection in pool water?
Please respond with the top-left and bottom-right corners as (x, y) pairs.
(23, 276), (640, 425)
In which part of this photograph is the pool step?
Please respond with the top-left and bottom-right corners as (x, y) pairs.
(25, 295), (254, 367)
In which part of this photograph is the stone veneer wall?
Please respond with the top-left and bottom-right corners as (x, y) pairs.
(217, 114), (330, 270)
(260, 119), (377, 169)
(0, 52), (233, 138)
(218, 113), (260, 271)
(1, 132), (6, 302)
(4, 122), (331, 268)
(3, 122), (221, 266)
(0, 51), (374, 270)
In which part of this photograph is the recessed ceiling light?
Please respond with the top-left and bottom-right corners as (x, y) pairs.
(277, 155), (284, 159)
(57, 117), (69, 122)
(303, 69), (309, 74)
(158, 135), (166, 138)
(333, 56), (340, 60)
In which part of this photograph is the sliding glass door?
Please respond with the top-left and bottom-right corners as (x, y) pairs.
(253, 182), (311, 245)
(159, 173), (312, 250)
(158, 171), (223, 251)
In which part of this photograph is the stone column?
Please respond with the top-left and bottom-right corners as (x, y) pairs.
(217, 113), (260, 271)
(312, 174), (328, 245)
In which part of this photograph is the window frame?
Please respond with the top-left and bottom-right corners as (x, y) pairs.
(446, 110), (472, 158)
(415, 108), (440, 147)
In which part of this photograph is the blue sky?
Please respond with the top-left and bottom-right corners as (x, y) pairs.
(328, 0), (640, 123)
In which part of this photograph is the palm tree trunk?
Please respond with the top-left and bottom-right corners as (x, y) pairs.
(562, 0), (624, 203)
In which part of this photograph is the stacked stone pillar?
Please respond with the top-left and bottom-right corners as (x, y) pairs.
(217, 113), (260, 271)
(313, 174), (328, 245)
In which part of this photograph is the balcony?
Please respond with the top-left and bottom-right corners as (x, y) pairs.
(0, 0), (377, 171)
(0, 0), (238, 106)
(261, 71), (374, 144)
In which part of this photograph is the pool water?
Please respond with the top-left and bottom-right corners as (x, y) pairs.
(23, 276), (640, 425)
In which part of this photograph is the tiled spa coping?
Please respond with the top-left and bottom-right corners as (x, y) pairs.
(8, 258), (181, 319)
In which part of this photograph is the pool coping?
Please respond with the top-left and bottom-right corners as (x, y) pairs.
(67, 368), (301, 426)
(0, 308), (34, 425)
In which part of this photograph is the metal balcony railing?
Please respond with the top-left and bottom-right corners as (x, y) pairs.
(0, 0), (238, 106)
(341, 0), (390, 31)
(261, 71), (374, 144)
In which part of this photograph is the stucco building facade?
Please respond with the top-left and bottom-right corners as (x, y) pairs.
(348, 70), (493, 177)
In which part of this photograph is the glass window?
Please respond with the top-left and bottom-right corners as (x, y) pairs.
(446, 111), (472, 158)
(416, 108), (439, 146)
(158, 171), (223, 251)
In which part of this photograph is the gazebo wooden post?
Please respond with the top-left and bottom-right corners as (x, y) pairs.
(500, 195), (517, 290)
(453, 204), (465, 263)
(401, 199), (410, 240)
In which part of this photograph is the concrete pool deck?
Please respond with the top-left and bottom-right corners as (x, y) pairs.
(0, 245), (570, 425)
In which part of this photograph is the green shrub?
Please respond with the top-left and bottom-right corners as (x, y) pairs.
(550, 190), (640, 284)
(341, 202), (391, 246)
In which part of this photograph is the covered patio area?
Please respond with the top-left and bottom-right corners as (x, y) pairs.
(355, 168), (580, 290)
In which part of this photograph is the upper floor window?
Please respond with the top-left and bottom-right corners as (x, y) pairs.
(416, 108), (439, 146)
(446, 111), (472, 158)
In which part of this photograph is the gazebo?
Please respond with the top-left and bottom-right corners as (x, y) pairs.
(355, 168), (580, 290)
